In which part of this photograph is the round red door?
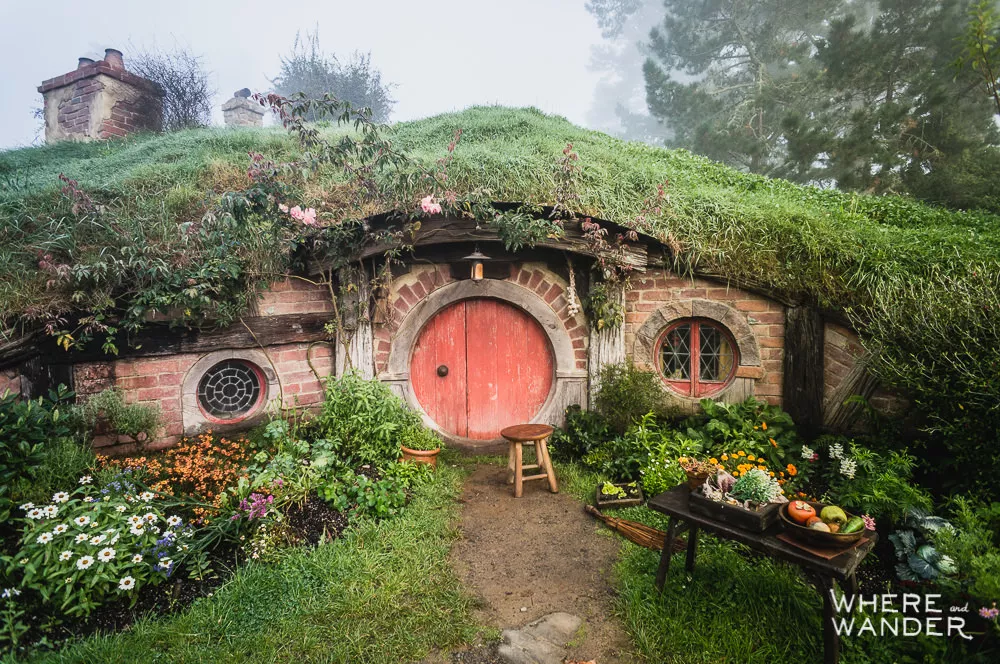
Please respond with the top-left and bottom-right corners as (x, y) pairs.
(410, 298), (554, 439)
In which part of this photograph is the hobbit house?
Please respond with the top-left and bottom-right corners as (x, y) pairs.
(0, 106), (930, 454)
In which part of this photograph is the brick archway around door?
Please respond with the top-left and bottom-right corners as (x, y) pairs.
(380, 277), (588, 450)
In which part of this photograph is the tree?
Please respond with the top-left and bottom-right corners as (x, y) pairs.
(127, 45), (214, 131)
(955, 0), (1000, 117)
(642, 0), (843, 176)
(271, 30), (395, 123)
(640, 0), (1000, 211)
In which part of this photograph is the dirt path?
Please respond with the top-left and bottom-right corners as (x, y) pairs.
(448, 461), (634, 663)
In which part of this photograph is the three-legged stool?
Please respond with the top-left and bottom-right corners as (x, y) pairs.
(500, 424), (558, 498)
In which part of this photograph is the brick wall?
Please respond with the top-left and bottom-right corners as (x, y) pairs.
(624, 268), (786, 405)
(0, 369), (23, 396)
(824, 322), (908, 417)
(373, 262), (588, 375)
(257, 277), (334, 316)
(55, 77), (105, 138)
(73, 341), (334, 453)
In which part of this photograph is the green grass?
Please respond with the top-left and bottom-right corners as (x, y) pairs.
(22, 459), (480, 664)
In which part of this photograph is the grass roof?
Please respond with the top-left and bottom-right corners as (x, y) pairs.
(1, 107), (997, 439)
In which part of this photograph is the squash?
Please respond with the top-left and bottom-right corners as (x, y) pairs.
(788, 501), (816, 525)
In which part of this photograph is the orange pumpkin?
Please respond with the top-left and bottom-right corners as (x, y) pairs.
(788, 501), (816, 524)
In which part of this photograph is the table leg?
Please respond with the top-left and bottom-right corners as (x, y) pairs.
(685, 525), (699, 573)
(821, 576), (840, 664)
(655, 517), (678, 594)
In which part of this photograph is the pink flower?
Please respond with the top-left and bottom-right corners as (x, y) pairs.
(301, 208), (317, 226)
(289, 206), (304, 220)
(278, 204), (289, 213)
(420, 195), (442, 215)
(980, 605), (999, 620)
(862, 514), (876, 531)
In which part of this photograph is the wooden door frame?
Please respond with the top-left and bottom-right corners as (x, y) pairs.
(380, 279), (588, 451)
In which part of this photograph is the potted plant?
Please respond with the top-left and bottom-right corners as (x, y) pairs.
(679, 457), (718, 490)
(399, 423), (442, 467)
(594, 480), (644, 509)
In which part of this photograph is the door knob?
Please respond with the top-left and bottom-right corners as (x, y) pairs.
(437, 365), (449, 377)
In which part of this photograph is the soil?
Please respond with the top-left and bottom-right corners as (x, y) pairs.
(286, 495), (349, 545)
(446, 462), (634, 663)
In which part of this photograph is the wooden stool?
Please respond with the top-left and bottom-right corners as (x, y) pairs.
(501, 424), (558, 498)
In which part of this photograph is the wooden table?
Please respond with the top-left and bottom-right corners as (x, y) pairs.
(647, 485), (877, 664)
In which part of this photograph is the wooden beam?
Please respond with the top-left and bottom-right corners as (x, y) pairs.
(43, 313), (334, 364)
(783, 306), (825, 439)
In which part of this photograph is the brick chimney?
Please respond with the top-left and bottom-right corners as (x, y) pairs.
(222, 88), (265, 128)
(38, 49), (164, 143)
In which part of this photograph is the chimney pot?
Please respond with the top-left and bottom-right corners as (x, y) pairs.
(104, 48), (124, 68)
(78, 57), (95, 69)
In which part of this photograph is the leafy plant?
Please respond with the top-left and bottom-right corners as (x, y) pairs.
(321, 470), (407, 520)
(313, 372), (419, 468)
(77, 387), (161, 444)
(399, 422), (441, 452)
(889, 507), (958, 582)
(583, 412), (701, 486)
(0, 386), (75, 523)
(729, 468), (781, 506)
(933, 497), (1000, 605)
(549, 405), (616, 462)
(600, 481), (627, 499)
(593, 361), (673, 433)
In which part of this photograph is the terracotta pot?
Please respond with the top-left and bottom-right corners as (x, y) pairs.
(400, 445), (440, 467)
(685, 470), (710, 490)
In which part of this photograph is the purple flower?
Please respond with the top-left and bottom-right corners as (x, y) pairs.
(980, 605), (999, 620)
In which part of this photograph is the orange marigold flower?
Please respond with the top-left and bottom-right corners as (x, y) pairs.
(762, 422), (767, 431)
(748, 454), (756, 462)
(737, 451), (746, 457)
(786, 464), (798, 476)
(770, 438), (777, 447)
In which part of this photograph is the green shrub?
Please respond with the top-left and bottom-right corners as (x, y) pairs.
(683, 397), (799, 471)
(593, 362), (673, 433)
(9, 437), (95, 510)
(0, 386), (75, 523)
(548, 405), (616, 462)
(321, 470), (407, 520)
(77, 387), (161, 444)
(934, 498), (1000, 606)
(815, 436), (932, 523)
(399, 422), (441, 451)
(583, 412), (702, 486)
(313, 372), (420, 468)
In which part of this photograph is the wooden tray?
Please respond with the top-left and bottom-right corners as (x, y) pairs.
(688, 487), (780, 532)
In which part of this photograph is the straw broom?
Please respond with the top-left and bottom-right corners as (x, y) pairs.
(584, 504), (684, 552)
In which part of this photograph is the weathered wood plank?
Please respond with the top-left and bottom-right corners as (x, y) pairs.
(783, 306), (825, 439)
(823, 354), (881, 432)
(335, 264), (376, 378)
(588, 282), (625, 402)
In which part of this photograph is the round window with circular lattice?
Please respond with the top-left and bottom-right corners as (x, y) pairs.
(196, 360), (264, 421)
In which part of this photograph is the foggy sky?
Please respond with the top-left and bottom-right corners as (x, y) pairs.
(0, 0), (607, 150)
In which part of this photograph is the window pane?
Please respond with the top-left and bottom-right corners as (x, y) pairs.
(660, 324), (691, 380)
(699, 324), (735, 381)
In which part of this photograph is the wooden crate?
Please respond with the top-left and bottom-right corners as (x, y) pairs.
(594, 483), (645, 509)
(688, 487), (780, 532)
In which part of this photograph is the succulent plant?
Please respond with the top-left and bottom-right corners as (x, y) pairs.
(729, 468), (781, 505)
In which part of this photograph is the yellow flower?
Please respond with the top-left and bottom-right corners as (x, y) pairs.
(748, 454), (756, 462)
(709, 458), (719, 465)
(678, 457), (688, 464)
(769, 471), (775, 477)
(738, 451), (746, 457)
(733, 471), (740, 477)
(721, 454), (729, 461)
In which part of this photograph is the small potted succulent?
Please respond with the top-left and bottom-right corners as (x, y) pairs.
(399, 422), (442, 467)
(679, 457), (718, 490)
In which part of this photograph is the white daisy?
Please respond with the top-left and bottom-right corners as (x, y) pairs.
(74, 516), (90, 527)
(97, 547), (116, 563)
(118, 576), (136, 591)
(150, 526), (161, 534)
(79, 475), (93, 485)
(52, 492), (69, 503)
(36, 532), (54, 544)
(43, 505), (59, 518)
(116, 505), (127, 513)
(89, 535), (106, 546)
(74, 533), (89, 543)
(139, 492), (154, 502)
(26, 508), (43, 520)
(19, 502), (34, 511)
(127, 515), (143, 527)
(104, 528), (116, 534)
(83, 497), (94, 503)
(53, 524), (68, 534)
(59, 551), (73, 561)
(109, 533), (120, 545)
(131, 554), (143, 563)
(89, 522), (99, 529)
(76, 555), (94, 570)
(166, 515), (182, 528)
(143, 512), (157, 523)
(129, 525), (145, 536)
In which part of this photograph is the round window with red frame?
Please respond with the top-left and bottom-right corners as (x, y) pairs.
(656, 319), (738, 397)
(196, 359), (265, 422)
